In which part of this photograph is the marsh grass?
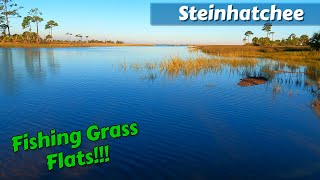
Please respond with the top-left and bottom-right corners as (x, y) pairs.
(118, 55), (320, 117)
(119, 55), (263, 80)
(119, 61), (127, 71)
(130, 63), (143, 71)
(145, 62), (158, 70)
(119, 52), (320, 97)
(196, 45), (320, 89)
(158, 56), (258, 78)
(196, 45), (320, 67)
(118, 49), (320, 113)
(119, 56), (312, 84)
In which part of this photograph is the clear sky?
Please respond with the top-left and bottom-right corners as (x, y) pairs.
(8, 0), (320, 44)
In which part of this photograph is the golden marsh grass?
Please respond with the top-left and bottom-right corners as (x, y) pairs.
(196, 45), (320, 67)
(118, 47), (320, 92)
(133, 56), (259, 77)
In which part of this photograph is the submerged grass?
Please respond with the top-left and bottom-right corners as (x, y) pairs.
(140, 72), (157, 81)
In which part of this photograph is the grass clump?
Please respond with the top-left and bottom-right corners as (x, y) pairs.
(159, 56), (257, 77)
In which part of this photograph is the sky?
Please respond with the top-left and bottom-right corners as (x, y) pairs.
(7, 0), (320, 44)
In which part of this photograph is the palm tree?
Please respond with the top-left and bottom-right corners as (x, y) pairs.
(85, 36), (89, 43)
(242, 37), (247, 44)
(45, 20), (58, 41)
(0, 15), (8, 35)
(28, 8), (43, 41)
(65, 33), (70, 41)
(262, 23), (272, 38)
(0, 24), (8, 36)
(22, 16), (32, 32)
(244, 31), (254, 43)
(1, 0), (23, 36)
(300, 35), (309, 46)
(69, 33), (73, 41)
(75, 34), (83, 42)
(289, 33), (296, 40)
(66, 32), (72, 42)
(269, 32), (275, 41)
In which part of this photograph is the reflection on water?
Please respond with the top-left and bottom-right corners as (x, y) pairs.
(1, 47), (320, 179)
(46, 48), (60, 74)
(0, 49), (15, 94)
(24, 48), (45, 81)
(24, 48), (60, 81)
(0, 48), (60, 94)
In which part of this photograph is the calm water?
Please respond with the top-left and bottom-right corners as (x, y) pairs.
(1, 47), (320, 179)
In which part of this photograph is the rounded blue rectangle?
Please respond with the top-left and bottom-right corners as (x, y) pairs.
(150, 3), (320, 26)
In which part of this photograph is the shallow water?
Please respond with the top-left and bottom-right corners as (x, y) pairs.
(0, 47), (320, 179)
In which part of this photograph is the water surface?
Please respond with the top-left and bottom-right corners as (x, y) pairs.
(0, 47), (320, 179)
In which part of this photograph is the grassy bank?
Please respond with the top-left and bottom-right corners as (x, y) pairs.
(196, 45), (320, 66)
(0, 42), (154, 48)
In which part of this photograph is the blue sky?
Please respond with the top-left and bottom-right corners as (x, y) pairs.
(8, 0), (320, 44)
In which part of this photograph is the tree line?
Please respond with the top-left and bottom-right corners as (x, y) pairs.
(65, 33), (124, 44)
(0, 0), (124, 44)
(0, 0), (59, 43)
(244, 23), (320, 50)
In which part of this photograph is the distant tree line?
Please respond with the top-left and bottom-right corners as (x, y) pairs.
(0, 0), (124, 44)
(244, 23), (320, 50)
(65, 33), (124, 44)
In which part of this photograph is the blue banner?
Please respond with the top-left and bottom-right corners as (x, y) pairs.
(150, 3), (320, 26)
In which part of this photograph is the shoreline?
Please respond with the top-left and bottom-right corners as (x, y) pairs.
(0, 43), (155, 48)
(195, 45), (320, 65)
